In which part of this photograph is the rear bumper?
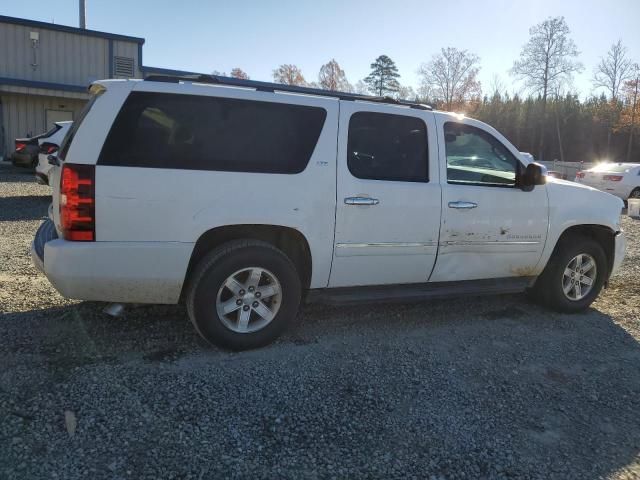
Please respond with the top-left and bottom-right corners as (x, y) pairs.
(35, 154), (53, 180)
(11, 152), (35, 167)
(38, 239), (194, 304)
(611, 230), (626, 277)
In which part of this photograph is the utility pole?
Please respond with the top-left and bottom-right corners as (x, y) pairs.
(79, 0), (86, 29)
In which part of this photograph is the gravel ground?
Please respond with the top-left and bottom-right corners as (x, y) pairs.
(1, 163), (639, 480)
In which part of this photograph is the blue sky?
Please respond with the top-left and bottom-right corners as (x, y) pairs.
(3, 0), (640, 98)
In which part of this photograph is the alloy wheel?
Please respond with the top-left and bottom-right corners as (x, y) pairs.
(216, 267), (282, 333)
(561, 253), (597, 301)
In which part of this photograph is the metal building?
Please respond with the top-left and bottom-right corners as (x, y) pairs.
(0, 15), (197, 159)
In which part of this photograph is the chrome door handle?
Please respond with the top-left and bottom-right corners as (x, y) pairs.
(344, 196), (379, 206)
(448, 201), (478, 209)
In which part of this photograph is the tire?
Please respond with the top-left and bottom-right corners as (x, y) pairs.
(629, 188), (640, 199)
(33, 219), (58, 261)
(186, 240), (302, 350)
(531, 235), (607, 313)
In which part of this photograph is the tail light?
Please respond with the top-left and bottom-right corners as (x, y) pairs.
(60, 164), (95, 241)
(40, 143), (59, 155)
(603, 175), (623, 182)
(15, 141), (26, 152)
(576, 171), (585, 179)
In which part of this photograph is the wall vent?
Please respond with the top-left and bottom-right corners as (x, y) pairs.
(113, 56), (134, 77)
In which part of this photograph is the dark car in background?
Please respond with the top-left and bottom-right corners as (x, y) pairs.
(10, 124), (64, 168)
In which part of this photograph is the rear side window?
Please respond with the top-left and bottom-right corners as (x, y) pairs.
(98, 92), (327, 174)
(347, 112), (428, 182)
(59, 95), (99, 161)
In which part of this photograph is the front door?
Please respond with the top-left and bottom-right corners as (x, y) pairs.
(430, 119), (548, 282)
(329, 103), (441, 287)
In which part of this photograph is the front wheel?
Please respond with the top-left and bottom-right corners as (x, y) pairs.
(531, 236), (607, 313)
(186, 240), (302, 350)
(629, 188), (640, 199)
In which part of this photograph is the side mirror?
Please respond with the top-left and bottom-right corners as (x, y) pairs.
(519, 162), (546, 191)
(47, 154), (60, 166)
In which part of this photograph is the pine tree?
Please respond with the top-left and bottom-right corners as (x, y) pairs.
(363, 55), (400, 96)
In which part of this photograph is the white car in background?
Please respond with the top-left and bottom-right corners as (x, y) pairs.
(35, 121), (73, 185)
(575, 163), (640, 202)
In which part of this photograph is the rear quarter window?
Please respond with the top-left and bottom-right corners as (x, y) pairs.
(58, 95), (99, 161)
(98, 92), (327, 174)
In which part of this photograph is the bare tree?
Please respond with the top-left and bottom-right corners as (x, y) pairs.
(354, 80), (368, 95)
(230, 68), (249, 80)
(592, 41), (632, 155)
(593, 40), (632, 100)
(272, 64), (307, 86)
(511, 16), (583, 160)
(318, 59), (351, 91)
(395, 85), (416, 101)
(619, 64), (640, 162)
(489, 74), (506, 98)
(419, 47), (481, 111)
(417, 83), (434, 103)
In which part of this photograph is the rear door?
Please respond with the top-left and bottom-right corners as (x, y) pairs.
(329, 103), (441, 287)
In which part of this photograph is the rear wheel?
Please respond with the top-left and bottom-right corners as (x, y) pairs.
(186, 240), (301, 350)
(531, 235), (607, 312)
(629, 188), (640, 199)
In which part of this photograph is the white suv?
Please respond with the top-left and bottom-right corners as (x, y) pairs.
(32, 75), (626, 350)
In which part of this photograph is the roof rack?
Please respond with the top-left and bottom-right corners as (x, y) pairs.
(144, 74), (433, 111)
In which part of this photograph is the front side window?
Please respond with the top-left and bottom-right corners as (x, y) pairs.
(444, 122), (520, 187)
(347, 112), (428, 182)
(99, 92), (327, 173)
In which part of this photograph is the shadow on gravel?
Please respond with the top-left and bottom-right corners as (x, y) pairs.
(0, 195), (50, 221)
(0, 164), (38, 182)
(2, 295), (639, 478)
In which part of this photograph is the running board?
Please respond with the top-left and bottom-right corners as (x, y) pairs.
(306, 277), (535, 306)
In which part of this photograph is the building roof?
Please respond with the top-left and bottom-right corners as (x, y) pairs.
(0, 15), (145, 44)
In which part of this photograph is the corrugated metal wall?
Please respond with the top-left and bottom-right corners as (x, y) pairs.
(0, 19), (144, 158)
(0, 93), (85, 157)
(0, 22), (142, 86)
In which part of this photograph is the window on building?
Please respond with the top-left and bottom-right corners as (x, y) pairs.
(347, 112), (428, 182)
(98, 92), (327, 173)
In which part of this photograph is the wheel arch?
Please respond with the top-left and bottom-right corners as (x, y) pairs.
(181, 224), (312, 301)
(553, 224), (616, 280)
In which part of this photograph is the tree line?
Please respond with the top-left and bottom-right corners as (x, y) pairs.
(215, 16), (639, 163)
